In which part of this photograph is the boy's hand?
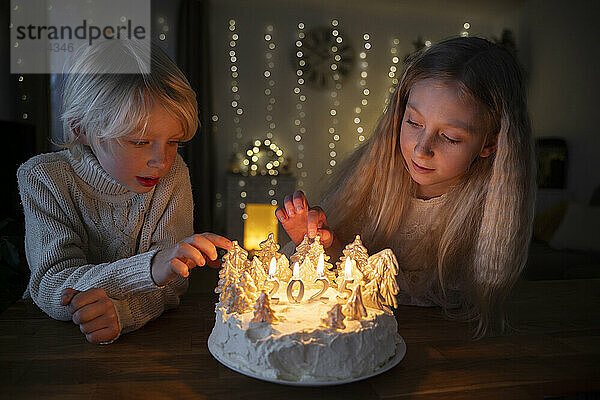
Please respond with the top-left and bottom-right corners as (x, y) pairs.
(275, 190), (334, 247)
(151, 233), (233, 286)
(60, 288), (119, 344)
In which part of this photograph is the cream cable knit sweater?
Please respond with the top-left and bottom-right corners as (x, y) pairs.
(17, 146), (193, 338)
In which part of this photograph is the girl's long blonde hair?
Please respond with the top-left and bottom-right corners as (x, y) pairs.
(323, 36), (536, 337)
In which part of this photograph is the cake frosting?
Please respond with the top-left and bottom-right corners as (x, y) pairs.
(208, 288), (401, 382)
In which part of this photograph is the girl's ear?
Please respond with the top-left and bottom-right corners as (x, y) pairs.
(479, 133), (498, 158)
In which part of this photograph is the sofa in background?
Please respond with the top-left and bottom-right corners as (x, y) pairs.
(523, 186), (600, 280)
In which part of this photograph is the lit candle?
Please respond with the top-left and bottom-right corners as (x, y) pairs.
(286, 261), (305, 303)
(308, 253), (329, 302)
(265, 257), (280, 303)
(337, 257), (354, 299)
(316, 253), (325, 278)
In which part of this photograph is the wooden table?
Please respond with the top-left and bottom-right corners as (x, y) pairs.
(1, 274), (599, 399)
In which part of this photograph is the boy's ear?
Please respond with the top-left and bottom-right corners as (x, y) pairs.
(71, 122), (88, 145)
(479, 133), (498, 158)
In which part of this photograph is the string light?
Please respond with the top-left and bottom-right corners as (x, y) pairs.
(262, 24), (280, 203)
(326, 19), (342, 175)
(461, 21), (470, 37)
(353, 32), (371, 147)
(16, 75), (28, 120)
(215, 192), (222, 209)
(228, 19), (247, 219)
(228, 19), (244, 156)
(157, 15), (169, 41)
(263, 31), (277, 157)
(240, 139), (285, 177)
(294, 22), (308, 187)
(383, 38), (400, 111)
(212, 114), (224, 211)
(238, 178), (247, 218)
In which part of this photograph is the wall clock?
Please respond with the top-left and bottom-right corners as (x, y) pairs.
(295, 26), (354, 90)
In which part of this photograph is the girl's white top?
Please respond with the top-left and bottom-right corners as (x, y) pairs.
(394, 195), (453, 307)
(17, 146), (193, 339)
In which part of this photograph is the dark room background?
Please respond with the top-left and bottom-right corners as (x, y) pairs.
(1, 0), (599, 307)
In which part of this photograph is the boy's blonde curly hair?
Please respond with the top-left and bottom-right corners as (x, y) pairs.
(60, 40), (198, 155)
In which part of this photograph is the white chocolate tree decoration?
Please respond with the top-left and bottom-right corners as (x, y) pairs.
(251, 291), (278, 323)
(343, 284), (368, 320)
(215, 267), (233, 301)
(308, 236), (334, 279)
(275, 258), (292, 282)
(362, 279), (387, 311)
(222, 241), (250, 275)
(221, 284), (253, 314)
(238, 270), (259, 303)
(338, 235), (371, 279)
(216, 241), (253, 312)
(255, 233), (280, 260)
(366, 249), (400, 309)
(255, 233), (291, 281)
(290, 234), (311, 266)
(291, 235), (316, 284)
(215, 244), (242, 303)
(249, 257), (268, 291)
(215, 235), (400, 317)
(321, 303), (346, 330)
(298, 259), (319, 287)
(292, 235), (334, 287)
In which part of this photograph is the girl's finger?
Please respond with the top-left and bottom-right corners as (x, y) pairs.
(292, 190), (308, 212)
(316, 228), (334, 248)
(307, 207), (327, 239)
(283, 194), (295, 217)
(275, 206), (288, 223)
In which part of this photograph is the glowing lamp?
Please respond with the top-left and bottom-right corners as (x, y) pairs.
(243, 203), (278, 252)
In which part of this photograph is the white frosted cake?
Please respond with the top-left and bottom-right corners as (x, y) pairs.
(208, 234), (404, 383)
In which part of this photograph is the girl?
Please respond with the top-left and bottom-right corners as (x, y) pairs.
(17, 41), (232, 344)
(276, 36), (535, 337)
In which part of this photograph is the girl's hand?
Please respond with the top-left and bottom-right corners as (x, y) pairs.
(151, 233), (233, 286)
(275, 190), (334, 248)
(60, 288), (119, 344)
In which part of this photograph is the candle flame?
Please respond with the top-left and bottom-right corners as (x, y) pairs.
(292, 262), (300, 279)
(268, 257), (277, 278)
(316, 253), (324, 277)
(344, 257), (353, 279)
